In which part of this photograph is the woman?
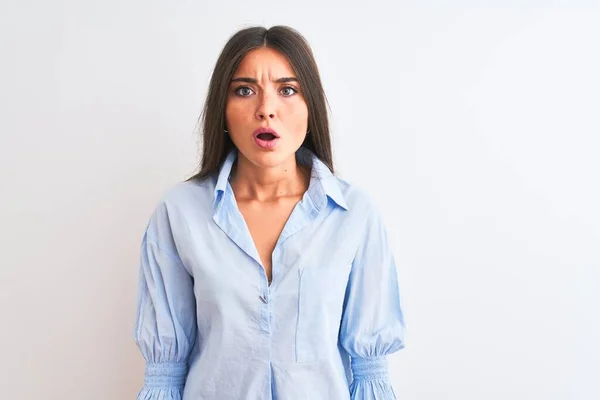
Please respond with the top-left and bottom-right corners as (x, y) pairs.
(133, 25), (406, 400)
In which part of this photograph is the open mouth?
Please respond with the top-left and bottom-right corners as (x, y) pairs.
(253, 128), (280, 148)
(256, 133), (277, 141)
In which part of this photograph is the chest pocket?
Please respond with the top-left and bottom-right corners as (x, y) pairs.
(295, 263), (351, 363)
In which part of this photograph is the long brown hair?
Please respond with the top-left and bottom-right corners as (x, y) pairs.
(187, 25), (334, 181)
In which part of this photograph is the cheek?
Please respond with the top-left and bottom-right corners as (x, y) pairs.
(226, 100), (252, 125)
(285, 99), (309, 123)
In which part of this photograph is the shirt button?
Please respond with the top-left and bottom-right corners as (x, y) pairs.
(260, 294), (269, 304)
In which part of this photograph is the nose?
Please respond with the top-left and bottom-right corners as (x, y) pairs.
(256, 93), (276, 121)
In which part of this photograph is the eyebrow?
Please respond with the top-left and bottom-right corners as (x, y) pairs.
(230, 77), (298, 84)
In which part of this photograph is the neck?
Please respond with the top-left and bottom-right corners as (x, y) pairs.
(230, 153), (309, 202)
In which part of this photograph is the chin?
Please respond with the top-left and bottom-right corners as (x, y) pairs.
(241, 146), (295, 169)
(251, 151), (288, 168)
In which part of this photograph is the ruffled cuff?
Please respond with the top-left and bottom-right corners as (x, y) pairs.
(136, 362), (187, 400)
(349, 356), (396, 400)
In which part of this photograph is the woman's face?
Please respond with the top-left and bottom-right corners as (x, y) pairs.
(225, 47), (309, 169)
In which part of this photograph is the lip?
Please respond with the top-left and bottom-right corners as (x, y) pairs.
(252, 127), (281, 150)
(252, 127), (280, 139)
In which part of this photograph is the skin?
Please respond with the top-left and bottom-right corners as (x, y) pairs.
(225, 46), (311, 284)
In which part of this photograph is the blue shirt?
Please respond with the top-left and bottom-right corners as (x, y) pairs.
(133, 146), (406, 400)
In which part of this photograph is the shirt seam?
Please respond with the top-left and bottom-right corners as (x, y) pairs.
(145, 232), (186, 269)
(350, 206), (374, 272)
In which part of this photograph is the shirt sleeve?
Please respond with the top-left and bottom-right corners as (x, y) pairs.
(133, 214), (197, 400)
(339, 204), (406, 400)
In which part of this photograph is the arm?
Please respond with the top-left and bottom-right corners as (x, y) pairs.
(133, 212), (197, 399)
(339, 205), (406, 399)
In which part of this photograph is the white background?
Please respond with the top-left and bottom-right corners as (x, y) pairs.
(1, 1), (598, 399)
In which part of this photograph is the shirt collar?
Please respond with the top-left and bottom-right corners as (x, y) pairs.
(213, 146), (348, 211)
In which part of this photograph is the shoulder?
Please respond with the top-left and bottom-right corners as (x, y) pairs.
(159, 175), (216, 209)
(144, 175), (217, 238)
(334, 176), (381, 218)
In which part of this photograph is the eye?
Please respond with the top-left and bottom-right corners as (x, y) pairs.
(234, 86), (255, 97)
(280, 86), (298, 97)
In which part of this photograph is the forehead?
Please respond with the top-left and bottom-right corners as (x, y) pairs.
(234, 47), (296, 78)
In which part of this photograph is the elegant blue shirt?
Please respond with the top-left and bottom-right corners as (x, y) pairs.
(133, 146), (406, 400)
